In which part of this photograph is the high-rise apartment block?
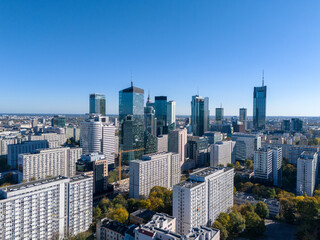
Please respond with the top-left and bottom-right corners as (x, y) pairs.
(129, 152), (181, 199)
(157, 134), (168, 152)
(210, 141), (236, 167)
(168, 128), (187, 165)
(18, 147), (82, 183)
(7, 140), (48, 169)
(90, 93), (106, 115)
(119, 84), (145, 162)
(191, 95), (209, 137)
(253, 146), (282, 186)
(231, 133), (261, 161)
(239, 108), (247, 130)
(173, 167), (234, 235)
(253, 80), (267, 130)
(167, 100), (176, 130)
(0, 175), (93, 239)
(80, 115), (115, 165)
(297, 151), (318, 196)
(29, 132), (67, 148)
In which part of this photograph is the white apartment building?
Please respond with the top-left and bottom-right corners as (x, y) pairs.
(231, 133), (261, 161)
(297, 151), (318, 196)
(157, 134), (168, 152)
(272, 146), (282, 187)
(80, 116), (116, 165)
(168, 128), (187, 165)
(18, 147), (82, 183)
(173, 167), (234, 235)
(0, 175), (93, 240)
(129, 152), (181, 199)
(29, 132), (67, 147)
(0, 137), (20, 155)
(210, 140), (236, 167)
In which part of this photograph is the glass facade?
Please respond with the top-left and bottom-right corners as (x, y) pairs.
(51, 115), (66, 127)
(215, 108), (224, 123)
(253, 86), (266, 130)
(90, 93), (106, 115)
(119, 85), (145, 163)
(191, 95), (209, 136)
(154, 96), (168, 136)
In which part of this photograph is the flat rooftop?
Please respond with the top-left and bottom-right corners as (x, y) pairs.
(175, 179), (204, 189)
(191, 167), (231, 178)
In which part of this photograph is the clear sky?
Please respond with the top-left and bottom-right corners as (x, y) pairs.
(1, 0), (319, 116)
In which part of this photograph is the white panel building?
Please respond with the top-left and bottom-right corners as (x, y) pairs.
(173, 167), (234, 235)
(297, 151), (318, 196)
(129, 152), (181, 199)
(210, 140), (236, 167)
(0, 175), (92, 240)
(18, 147), (82, 183)
(168, 128), (187, 165)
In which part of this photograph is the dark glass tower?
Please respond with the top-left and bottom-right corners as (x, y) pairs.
(119, 84), (145, 163)
(90, 93), (106, 115)
(191, 95), (209, 136)
(215, 107), (224, 124)
(253, 81), (267, 130)
(154, 96), (168, 136)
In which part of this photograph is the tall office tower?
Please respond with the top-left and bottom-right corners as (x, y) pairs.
(210, 140), (236, 167)
(129, 152), (181, 199)
(297, 151), (318, 196)
(191, 95), (209, 136)
(168, 128), (187, 165)
(239, 108), (247, 130)
(18, 147), (82, 183)
(253, 77), (267, 130)
(76, 153), (109, 194)
(146, 91), (154, 108)
(272, 146), (282, 187)
(281, 120), (291, 132)
(291, 118), (303, 132)
(204, 131), (223, 145)
(167, 100), (176, 130)
(173, 167), (234, 235)
(119, 84), (145, 162)
(0, 175), (93, 239)
(89, 93), (106, 115)
(80, 116), (115, 165)
(215, 107), (224, 124)
(51, 115), (66, 128)
(187, 136), (210, 167)
(144, 106), (157, 136)
(154, 96), (168, 136)
(7, 140), (48, 169)
(231, 133), (261, 161)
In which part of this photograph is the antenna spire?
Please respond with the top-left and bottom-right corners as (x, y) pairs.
(197, 86), (199, 96)
(262, 70), (264, 86)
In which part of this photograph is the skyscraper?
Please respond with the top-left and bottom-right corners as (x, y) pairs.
(239, 108), (247, 130)
(253, 77), (267, 130)
(167, 100), (176, 130)
(191, 95), (209, 136)
(119, 83), (145, 162)
(51, 115), (66, 128)
(215, 107), (224, 124)
(168, 128), (187, 165)
(144, 106), (157, 136)
(154, 96), (168, 136)
(90, 93), (106, 115)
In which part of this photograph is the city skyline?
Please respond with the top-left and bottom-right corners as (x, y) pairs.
(1, 1), (320, 116)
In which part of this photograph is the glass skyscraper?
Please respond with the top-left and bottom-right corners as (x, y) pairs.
(154, 96), (168, 136)
(253, 84), (267, 130)
(119, 84), (145, 163)
(191, 95), (209, 136)
(215, 107), (224, 124)
(239, 108), (247, 129)
(90, 93), (106, 115)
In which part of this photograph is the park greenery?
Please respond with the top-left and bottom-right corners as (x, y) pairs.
(108, 167), (129, 183)
(213, 202), (268, 240)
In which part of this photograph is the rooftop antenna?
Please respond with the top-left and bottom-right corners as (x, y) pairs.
(197, 86), (199, 96)
(131, 72), (133, 87)
(262, 70), (264, 86)
(220, 103), (222, 108)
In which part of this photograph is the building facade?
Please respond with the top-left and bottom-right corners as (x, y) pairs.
(231, 133), (261, 161)
(129, 152), (181, 199)
(191, 95), (209, 137)
(239, 108), (247, 130)
(215, 108), (224, 124)
(90, 93), (106, 115)
(253, 83), (267, 130)
(210, 141), (236, 167)
(168, 128), (187, 165)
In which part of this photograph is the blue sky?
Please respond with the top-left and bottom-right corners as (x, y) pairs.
(0, 0), (319, 116)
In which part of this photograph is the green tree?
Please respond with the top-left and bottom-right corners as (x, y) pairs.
(93, 206), (102, 219)
(239, 203), (254, 216)
(138, 199), (151, 209)
(244, 159), (253, 170)
(107, 207), (129, 223)
(227, 163), (234, 168)
(296, 197), (319, 222)
(99, 198), (111, 213)
(216, 212), (230, 229)
(255, 201), (269, 219)
(112, 194), (127, 209)
(244, 211), (266, 237)
(280, 198), (296, 223)
(235, 161), (242, 170)
(212, 221), (228, 240)
(228, 211), (245, 238)
(127, 198), (139, 213)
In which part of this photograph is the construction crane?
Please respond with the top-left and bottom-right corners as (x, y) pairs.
(116, 148), (145, 184)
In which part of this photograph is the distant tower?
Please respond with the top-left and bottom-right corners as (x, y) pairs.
(191, 95), (209, 136)
(239, 108), (247, 130)
(89, 93), (106, 116)
(215, 105), (224, 124)
(253, 72), (267, 130)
